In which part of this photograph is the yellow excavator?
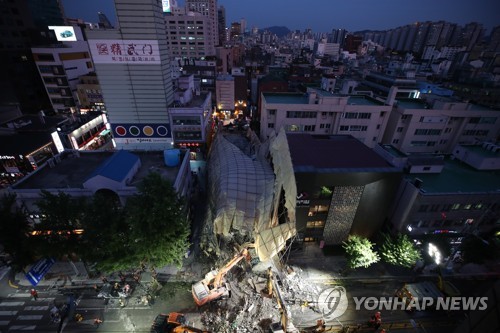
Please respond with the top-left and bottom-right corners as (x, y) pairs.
(192, 246), (252, 306)
(150, 312), (210, 333)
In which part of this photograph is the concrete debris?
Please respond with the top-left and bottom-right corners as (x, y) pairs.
(197, 261), (324, 332)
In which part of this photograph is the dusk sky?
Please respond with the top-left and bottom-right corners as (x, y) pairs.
(62, 0), (500, 34)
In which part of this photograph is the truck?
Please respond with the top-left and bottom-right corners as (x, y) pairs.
(396, 279), (460, 311)
(192, 246), (252, 306)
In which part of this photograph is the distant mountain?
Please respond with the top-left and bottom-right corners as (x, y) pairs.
(260, 26), (291, 38)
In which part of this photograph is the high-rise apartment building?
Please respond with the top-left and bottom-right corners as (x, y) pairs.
(87, 0), (174, 150)
(165, 10), (215, 57)
(186, 0), (218, 52)
(0, 0), (53, 115)
(217, 5), (226, 46)
(32, 26), (93, 114)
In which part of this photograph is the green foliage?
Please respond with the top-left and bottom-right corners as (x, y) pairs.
(29, 172), (190, 274)
(34, 191), (87, 258)
(379, 233), (421, 268)
(342, 235), (380, 269)
(0, 194), (35, 271)
(123, 172), (190, 270)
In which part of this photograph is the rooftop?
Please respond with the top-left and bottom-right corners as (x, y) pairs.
(287, 134), (396, 172)
(13, 150), (181, 190)
(0, 132), (54, 156)
(379, 144), (407, 158)
(347, 95), (384, 106)
(396, 99), (429, 109)
(409, 159), (500, 194)
(460, 145), (500, 158)
(263, 93), (308, 105)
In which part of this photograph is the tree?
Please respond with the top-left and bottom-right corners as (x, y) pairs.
(379, 233), (421, 268)
(34, 191), (88, 259)
(78, 191), (128, 271)
(342, 235), (380, 269)
(0, 194), (35, 271)
(96, 172), (190, 272)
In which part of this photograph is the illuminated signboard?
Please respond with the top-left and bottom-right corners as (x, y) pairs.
(162, 0), (171, 12)
(112, 123), (171, 144)
(51, 131), (65, 153)
(89, 40), (160, 65)
(48, 26), (77, 42)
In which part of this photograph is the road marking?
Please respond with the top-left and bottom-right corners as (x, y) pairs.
(0, 302), (24, 306)
(36, 298), (55, 302)
(0, 311), (18, 315)
(8, 325), (37, 330)
(8, 294), (30, 298)
(23, 306), (49, 311)
(17, 315), (44, 320)
(0, 320), (11, 326)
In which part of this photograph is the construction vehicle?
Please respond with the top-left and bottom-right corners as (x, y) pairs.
(150, 312), (210, 333)
(267, 268), (299, 333)
(192, 246), (252, 306)
(396, 279), (460, 310)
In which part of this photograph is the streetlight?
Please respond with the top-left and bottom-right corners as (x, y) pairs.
(428, 243), (441, 265)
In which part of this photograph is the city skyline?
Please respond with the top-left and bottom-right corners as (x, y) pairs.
(62, 0), (499, 34)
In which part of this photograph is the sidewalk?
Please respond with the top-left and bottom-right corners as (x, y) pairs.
(286, 244), (500, 281)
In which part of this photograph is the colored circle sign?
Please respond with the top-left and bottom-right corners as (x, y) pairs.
(157, 125), (168, 136)
(129, 126), (140, 136)
(143, 125), (154, 136)
(115, 126), (126, 136)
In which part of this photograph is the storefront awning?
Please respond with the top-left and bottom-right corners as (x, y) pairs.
(99, 129), (110, 136)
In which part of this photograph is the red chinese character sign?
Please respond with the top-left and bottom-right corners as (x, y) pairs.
(89, 40), (160, 64)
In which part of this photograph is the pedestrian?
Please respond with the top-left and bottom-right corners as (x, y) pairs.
(30, 289), (38, 300)
(94, 318), (103, 327)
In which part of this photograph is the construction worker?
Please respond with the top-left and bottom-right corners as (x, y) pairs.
(94, 318), (103, 327)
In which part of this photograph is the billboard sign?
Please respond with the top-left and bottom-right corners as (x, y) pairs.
(89, 39), (160, 65)
(112, 123), (171, 140)
(162, 0), (171, 12)
(48, 26), (77, 41)
(26, 258), (55, 286)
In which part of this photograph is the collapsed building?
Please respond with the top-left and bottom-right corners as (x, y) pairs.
(201, 127), (297, 264)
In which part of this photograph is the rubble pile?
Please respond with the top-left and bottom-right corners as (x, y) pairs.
(198, 261), (325, 332)
(200, 267), (281, 333)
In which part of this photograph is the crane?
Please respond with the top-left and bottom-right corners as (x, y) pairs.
(192, 246), (252, 306)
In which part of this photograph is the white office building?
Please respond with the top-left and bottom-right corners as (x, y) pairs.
(260, 88), (392, 148)
(165, 10), (215, 58)
(383, 96), (500, 154)
(86, 0), (174, 150)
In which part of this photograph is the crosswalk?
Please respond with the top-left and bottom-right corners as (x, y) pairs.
(0, 291), (55, 332)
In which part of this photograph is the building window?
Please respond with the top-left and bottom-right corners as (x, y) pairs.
(430, 204), (440, 212)
(268, 109), (276, 115)
(340, 126), (348, 131)
(325, 124), (331, 128)
(397, 127), (403, 132)
(304, 237), (316, 242)
(376, 124), (381, 129)
(306, 221), (325, 228)
(268, 123), (274, 128)
(320, 124), (325, 129)
(304, 125), (315, 132)
(451, 203), (461, 210)
(308, 205), (329, 216)
(392, 139), (399, 144)
(418, 205), (428, 212)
